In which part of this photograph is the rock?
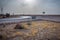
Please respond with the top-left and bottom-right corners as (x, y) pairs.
(14, 24), (24, 29)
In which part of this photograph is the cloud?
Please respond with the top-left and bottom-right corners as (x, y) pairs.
(0, 0), (60, 15)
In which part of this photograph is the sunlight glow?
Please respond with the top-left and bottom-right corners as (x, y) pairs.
(25, 0), (34, 3)
(24, 0), (36, 5)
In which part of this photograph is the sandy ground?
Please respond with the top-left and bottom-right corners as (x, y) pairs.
(0, 20), (60, 40)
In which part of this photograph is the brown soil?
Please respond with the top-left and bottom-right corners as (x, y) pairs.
(0, 20), (60, 40)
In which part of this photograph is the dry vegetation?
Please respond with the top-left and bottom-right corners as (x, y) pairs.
(0, 20), (60, 40)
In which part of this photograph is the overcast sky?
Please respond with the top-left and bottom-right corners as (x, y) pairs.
(0, 0), (60, 15)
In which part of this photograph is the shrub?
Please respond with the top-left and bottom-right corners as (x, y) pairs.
(6, 13), (10, 17)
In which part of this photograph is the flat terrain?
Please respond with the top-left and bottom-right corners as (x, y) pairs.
(0, 20), (60, 40)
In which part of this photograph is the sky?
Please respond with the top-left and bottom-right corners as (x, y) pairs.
(0, 0), (60, 15)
